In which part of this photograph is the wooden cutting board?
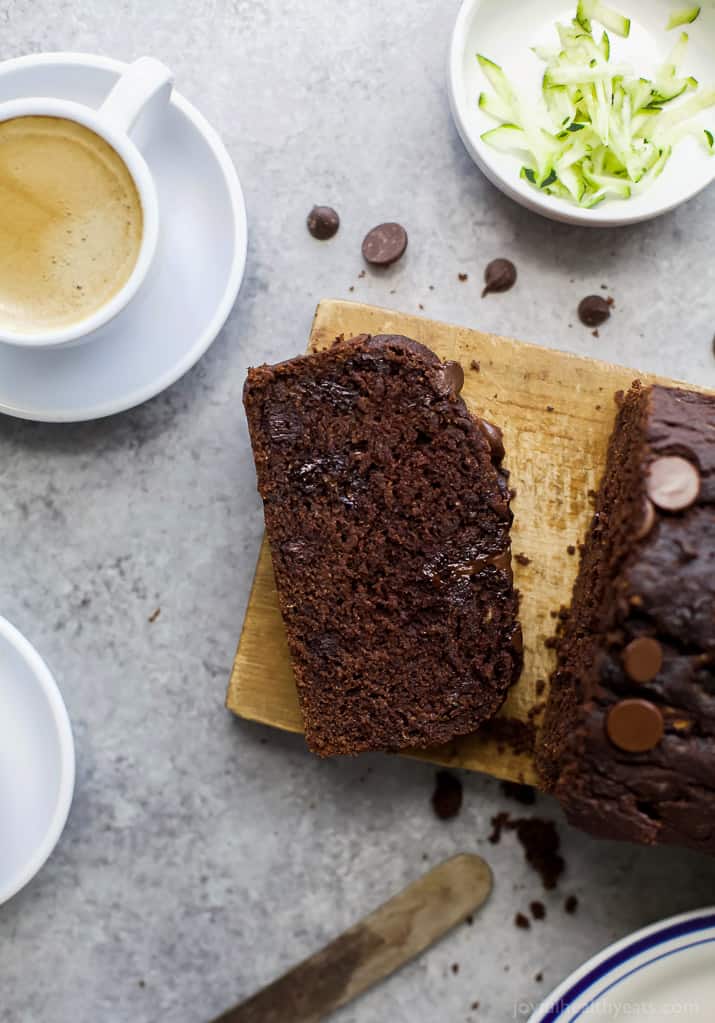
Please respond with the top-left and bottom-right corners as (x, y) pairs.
(227, 298), (706, 786)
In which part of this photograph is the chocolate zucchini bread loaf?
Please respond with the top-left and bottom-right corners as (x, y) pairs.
(537, 382), (715, 854)
(244, 334), (522, 756)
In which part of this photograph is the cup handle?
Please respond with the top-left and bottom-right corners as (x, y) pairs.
(99, 57), (173, 137)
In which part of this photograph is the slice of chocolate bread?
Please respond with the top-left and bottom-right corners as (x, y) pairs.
(244, 334), (522, 756)
(537, 382), (715, 854)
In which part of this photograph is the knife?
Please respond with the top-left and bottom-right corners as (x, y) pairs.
(209, 853), (492, 1023)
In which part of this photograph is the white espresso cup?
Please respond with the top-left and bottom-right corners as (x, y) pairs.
(0, 57), (173, 349)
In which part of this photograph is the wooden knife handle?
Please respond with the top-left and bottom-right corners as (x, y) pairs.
(209, 854), (492, 1023)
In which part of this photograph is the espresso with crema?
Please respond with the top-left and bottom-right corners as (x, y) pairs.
(0, 116), (143, 334)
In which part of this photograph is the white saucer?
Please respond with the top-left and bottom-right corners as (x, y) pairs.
(529, 908), (715, 1021)
(0, 616), (74, 904)
(0, 53), (248, 422)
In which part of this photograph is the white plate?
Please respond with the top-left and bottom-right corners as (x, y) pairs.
(448, 0), (715, 226)
(0, 53), (248, 421)
(0, 616), (74, 904)
(529, 908), (715, 1021)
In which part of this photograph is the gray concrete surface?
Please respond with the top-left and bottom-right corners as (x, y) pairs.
(2, 1), (715, 1021)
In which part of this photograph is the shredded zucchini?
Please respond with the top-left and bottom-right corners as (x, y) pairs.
(477, 2), (714, 208)
(577, 0), (631, 37)
(667, 6), (701, 30)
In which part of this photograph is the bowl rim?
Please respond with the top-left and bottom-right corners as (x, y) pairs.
(0, 615), (75, 905)
(447, 0), (715, 227)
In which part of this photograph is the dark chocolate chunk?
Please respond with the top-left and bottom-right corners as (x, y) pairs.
(478, 419), (505, 461)
(307, 205), (339, 240)
(622, 637), (663, 683)
(482, 258), (517, 297)
(578, 295), (610, 327)
(606, 699), (665, 753)
(646, 455), (700, 511)
(442, 360), (465, 396)
(361, 222), (408, 266)
(432, 770), (463, 820)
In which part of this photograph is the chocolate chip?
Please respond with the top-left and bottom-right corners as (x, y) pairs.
(623, 637), (663, 683)
(606, 699), (665, 753)
(482, 258), (517, 297)
(362, 222), (408, 266)
(442, 360), (464, 396)
(646, 455), (700, 512)
(634, 497), (656, 540)
(478, 419), (505, 461)
(578, 295), (611, 327)
(307, 205), (339, 240)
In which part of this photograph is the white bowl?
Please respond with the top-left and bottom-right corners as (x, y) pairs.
(448, 0), (715, 226)
(0, 617), (74, 904)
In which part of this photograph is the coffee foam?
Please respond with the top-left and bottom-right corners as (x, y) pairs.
(0, 116), (143, 334)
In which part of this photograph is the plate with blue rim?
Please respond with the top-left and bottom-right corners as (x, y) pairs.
(529, 908), (715, 1022)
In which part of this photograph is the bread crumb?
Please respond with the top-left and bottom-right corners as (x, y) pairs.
(565, 895), (579, 914)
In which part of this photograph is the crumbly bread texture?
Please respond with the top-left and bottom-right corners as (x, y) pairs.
(244, 334), (523, 756)
(537, 382), (715, 854)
